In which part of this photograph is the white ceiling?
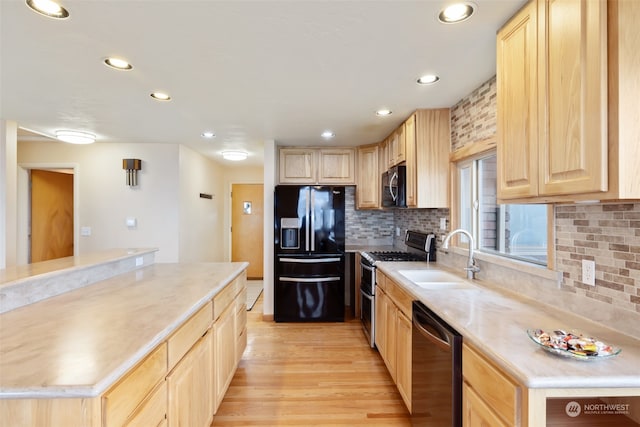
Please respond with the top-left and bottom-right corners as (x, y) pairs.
(1, 0), (526, 166)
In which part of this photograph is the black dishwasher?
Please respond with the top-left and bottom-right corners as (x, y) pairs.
(411, 301), (462, 427)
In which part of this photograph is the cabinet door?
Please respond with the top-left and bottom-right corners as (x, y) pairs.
(374, 287), (387, 358)
(404, 114), (417, 207)
(384, 298), (397, 382)
(538, 0), (608, 196)
(395, 310), (412, 413)
(213, 303), (236, 412)
(279, 149), (316, 184)
(167, 330), (213, 427)
(318, 148), (355, 184)
(497, 1), (538, 199)
(356, 144), (380, 209)
(463, 383), (509, 427)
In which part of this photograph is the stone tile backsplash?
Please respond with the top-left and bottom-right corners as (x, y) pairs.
(556, 203), (640, 313)
(344, 187), (394, 242)
(450, 75), (497, 151)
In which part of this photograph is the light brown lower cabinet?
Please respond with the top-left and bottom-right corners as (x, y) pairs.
(374, 271), (412, 413)
(167, 329), (213, 427)
(0, 270), (247, 427)
(462, 343), (521, 426)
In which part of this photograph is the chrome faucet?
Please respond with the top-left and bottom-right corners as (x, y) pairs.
(441, 229), (480, 280)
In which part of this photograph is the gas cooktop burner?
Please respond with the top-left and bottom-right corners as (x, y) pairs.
(367, 251), (426, 262)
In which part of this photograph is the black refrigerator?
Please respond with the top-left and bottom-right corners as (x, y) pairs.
(274, 185), (345, 322)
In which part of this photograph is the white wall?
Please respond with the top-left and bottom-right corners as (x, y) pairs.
(262, 140), (276, 316)
(1, 120), (18, 268)
(18, 140), (185, 262)
(178, 145), (226, 262)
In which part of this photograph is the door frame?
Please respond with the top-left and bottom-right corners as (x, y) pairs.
(17, 163), (80, 265)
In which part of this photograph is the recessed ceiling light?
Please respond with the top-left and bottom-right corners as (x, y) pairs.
(26, 0), (69, 19)
(55, 130), (95, 144)
(150, 92), (171, 101)
(321, 131), (335, 139)
(376, 109), (393, 117)
(201, 131), (216, 138)
(104, 57), (133, 70)
(417, 74), (440, 85)
(222, 151), (248, 161)
(438, 2), (476, 24)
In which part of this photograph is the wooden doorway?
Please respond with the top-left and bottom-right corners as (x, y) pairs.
(231, 184), (264, 279)
(30, 169), (74, 262)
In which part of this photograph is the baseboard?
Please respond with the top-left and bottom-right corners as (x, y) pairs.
(262, 314), (274, 322)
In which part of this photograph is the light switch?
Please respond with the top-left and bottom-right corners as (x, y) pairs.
(126, 217), (137, 228)
(80, 226), (91, 236)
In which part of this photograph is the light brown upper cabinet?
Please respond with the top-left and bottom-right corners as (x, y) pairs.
(388, 124), (406, 168)
(279, 147), (356, 185)
(405, 109), (451, 208)
(356, 144), (381, 209)
(497, 0), (640, 202)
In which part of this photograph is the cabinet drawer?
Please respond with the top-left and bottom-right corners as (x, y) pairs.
(213, 272), (246, 320)
(376, 270), (387, 291)
(167, 301), (212, 369)
(387, 278), (413, 318)
(103, 343), (167, 427)
(462, 343), (520, 425)
(124, 381), (167, 427)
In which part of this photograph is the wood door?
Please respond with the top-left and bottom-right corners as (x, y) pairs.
(395, 310), (412, 412)
(231, 184), (263, 279)
(30, 169), (74, 263)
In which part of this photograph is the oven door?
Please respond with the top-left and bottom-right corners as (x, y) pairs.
(359, 259), (376, 348)
(360, 288), (375, 348)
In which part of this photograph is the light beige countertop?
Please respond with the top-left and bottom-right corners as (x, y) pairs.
(0, 262), (248, 399)
(0, 248), (156, 287)
(376, 261), (640, 390)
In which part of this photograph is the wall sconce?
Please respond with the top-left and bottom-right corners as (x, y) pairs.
(123, 159), (142, 186)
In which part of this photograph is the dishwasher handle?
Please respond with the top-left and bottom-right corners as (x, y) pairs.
(413, 305), (456, 352)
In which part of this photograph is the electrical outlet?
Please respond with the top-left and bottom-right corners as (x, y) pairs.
(440, 217), (447, 230)
(582, 260), (595, 286)
(395, 227), (401, 237)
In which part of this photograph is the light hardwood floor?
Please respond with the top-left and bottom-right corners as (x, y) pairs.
(211, 295), (412, 426)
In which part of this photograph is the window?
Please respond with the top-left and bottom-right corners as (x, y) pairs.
(458, 152), (548, 266)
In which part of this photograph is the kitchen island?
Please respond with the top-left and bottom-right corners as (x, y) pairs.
(0, 252), (248, 427)
(375, 261), (640, 426)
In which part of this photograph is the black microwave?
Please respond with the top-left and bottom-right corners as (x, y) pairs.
(381, 165), (406, 208)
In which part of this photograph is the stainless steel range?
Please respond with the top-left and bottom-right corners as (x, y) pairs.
(359, 230), (436, 348)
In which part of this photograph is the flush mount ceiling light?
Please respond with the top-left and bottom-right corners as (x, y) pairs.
(438, 2), (476, 24)
(376, 109), (393, 117)
(26, 0), (69, 19)
(321, 131), (335, 139)
(150, 92), (171, 101)
(222, 151), (248, 161)
(55, 130), (95, 144)
(201, 131), (216, 138)
(104, 57), (133, 70)
(417, 74), (440, 85)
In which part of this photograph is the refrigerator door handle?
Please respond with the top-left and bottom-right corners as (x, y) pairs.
(279, 257), (341, 263)
(279, 276), (341, 283)
(310, 188), (315, 251)
(390, 171), (398, 202)
(305, 188), (310, 251)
